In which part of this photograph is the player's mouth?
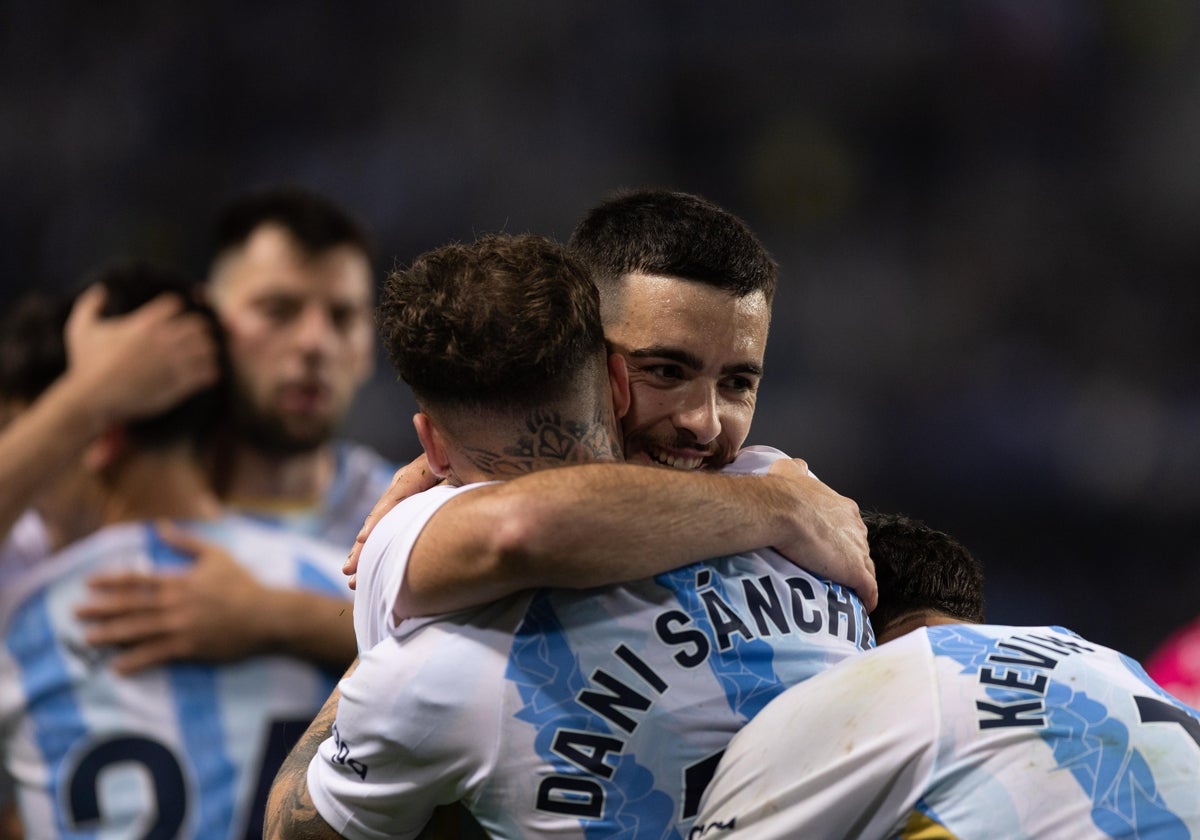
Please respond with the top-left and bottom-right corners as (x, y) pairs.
(278, 382), (332, 414)
(643, 444), (708, 471)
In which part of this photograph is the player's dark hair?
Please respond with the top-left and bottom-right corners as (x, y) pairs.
(0, 261), (228, 451)
(87, 259), (229, 450)
(378, 233), (606, 413)
(0, 292), (73, 405)
(864, 511), (987, 634)
(211, 186), (375, 264)
(568, 188), (778, 305)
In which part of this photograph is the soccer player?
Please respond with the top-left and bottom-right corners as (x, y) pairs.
(346, 188), (874, 634)
(74, 187), (395, 673)
(0, 285), (220, 839)
(204, 187), (394, 545)
(0, 263), (354, 839)
(265, 233), (873, 839)
(692, 512), (1200, 838)
(0, 285), (220, 576)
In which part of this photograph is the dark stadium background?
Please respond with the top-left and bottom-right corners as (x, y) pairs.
(3, 2), (1198, 660)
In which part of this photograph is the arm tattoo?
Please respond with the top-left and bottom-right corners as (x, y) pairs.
(264, 686), (345, 840)
(461, 407), (620, 475)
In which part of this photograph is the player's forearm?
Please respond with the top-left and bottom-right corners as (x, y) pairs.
(0, 373), (110, 541)
(265, 679), (348, 840)
(403, 464), (806, 615)
(253, 590), (357, 671)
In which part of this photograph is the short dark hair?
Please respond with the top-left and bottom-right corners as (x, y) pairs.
(0, 261), (227, 450)
(568, 188), (778, 304)
(378, 233), (606, 412)
(0, 292), (72, 405)
(211, 186), (375, 264)
(864, 511), (987, 635)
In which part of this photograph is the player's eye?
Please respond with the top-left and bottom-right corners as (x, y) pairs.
(257, 297), (301, 324)
(646, 364), (685, 381)
(723, 375), (757, 394)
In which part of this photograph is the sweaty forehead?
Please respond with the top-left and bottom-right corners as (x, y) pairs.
(605, 273), (770, 366)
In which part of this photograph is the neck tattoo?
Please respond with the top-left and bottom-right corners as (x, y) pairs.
(461, 408), (619, 476)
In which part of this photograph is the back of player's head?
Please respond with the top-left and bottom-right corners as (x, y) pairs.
(568, 188), (778, 306)
(378, 233), (607, 416)
(88, 260), (228, 450)
(0, 291), (73, 407)
(864, 511), (987, 636)
(210, 186), (375, 264)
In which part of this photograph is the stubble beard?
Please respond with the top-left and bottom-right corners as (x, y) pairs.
(229, 382), (336, 458)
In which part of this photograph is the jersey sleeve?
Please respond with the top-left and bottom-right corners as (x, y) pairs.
(352, 484), (489, 650)
(722, 445), (790, 475)
(693, 631), (939, 838)
(306, 622), (504, 840)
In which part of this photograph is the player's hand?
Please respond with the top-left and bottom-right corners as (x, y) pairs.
(768, 458), (877, 612)
(343, 453), (439, 589)
(64, 284), (220, 424)
(74, 521), (269, 674)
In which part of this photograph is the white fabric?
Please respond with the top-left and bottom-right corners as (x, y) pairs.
(312, 465), (873, 839)
(0, 516), (351, 839)
(694, 624), (1200, 839)
(0, 511), (51, 590)
(352, 446), (792, 652)
(352, 483), (493, 651)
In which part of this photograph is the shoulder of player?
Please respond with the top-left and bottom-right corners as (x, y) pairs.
(0, 523), (151, 627)
(331, 440), (398, 487)
(346, 602), (525, 718)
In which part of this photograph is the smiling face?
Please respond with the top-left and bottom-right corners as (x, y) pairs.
(602, 273), (770, 471)
(208, 223), (374, 455)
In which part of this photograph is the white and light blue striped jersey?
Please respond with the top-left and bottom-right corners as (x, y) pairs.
(0, 515), (351, 840)
(310, 551), (874, 839)
(351, 444), (797, 651)
(694, 623), (1200, 839)
(231, 440), (396, 550)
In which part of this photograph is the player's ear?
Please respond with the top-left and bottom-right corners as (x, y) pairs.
(607, 352), (630, 420)
(82, 426), (129, 473)
(412, 412), (452, 478)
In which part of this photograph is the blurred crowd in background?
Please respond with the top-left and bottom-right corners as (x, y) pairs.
(3, 0), (1199, 658)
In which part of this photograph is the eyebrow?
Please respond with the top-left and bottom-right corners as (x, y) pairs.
(628, 346), (763, 377)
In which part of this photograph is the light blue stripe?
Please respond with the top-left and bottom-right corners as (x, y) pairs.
(6, 590), (89, 837)
(297, 558), (347, 598)
(930, 627), (1193, 836)
(656, 562), (785, 721)
(507, 593), (678, 840)
(1043, 682), (1187, 836)
(149, 526), (238, 837)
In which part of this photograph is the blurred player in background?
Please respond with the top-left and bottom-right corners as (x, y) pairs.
(0, 263), (354, 839)
(205, 187), (393, 545)
(75, 187), (395, 673)
(0, 283), (221, 839)
(693, 512), (1200, 838)
(0, 286), (219, 578)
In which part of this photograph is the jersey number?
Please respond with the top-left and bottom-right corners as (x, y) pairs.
(681, 750), (725, 821)
(68, 736), (186, 840)
(1136, 695), (1200, 749)
(65, 719), (310, 840)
